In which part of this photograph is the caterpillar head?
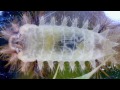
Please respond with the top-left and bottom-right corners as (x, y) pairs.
(9, 34), (23, 53)
(8, 24), (38, 54)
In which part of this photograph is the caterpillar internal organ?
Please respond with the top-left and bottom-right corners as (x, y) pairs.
(8, 17), (118, 69)
(0, 12), (119, 75)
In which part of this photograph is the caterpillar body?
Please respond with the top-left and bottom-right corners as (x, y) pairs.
(0, 11), (119, 77)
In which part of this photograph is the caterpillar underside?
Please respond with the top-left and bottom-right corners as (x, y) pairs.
(0, 14), (119, 75)
(11, 17), (118, 71)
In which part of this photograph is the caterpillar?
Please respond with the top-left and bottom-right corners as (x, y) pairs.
(0, 11), (120, 78)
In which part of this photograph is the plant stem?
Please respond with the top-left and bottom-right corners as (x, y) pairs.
(53, 63), (60, 79)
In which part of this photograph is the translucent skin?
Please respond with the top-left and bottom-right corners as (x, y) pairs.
(2, 11), (120, 78)
(1, 12), (120, 76)
(11, 23), (117, 63)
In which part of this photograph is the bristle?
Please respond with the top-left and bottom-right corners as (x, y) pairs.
(1, 30), (14, 40)
(69, 61), (75, 71)
(93, 24), (100, 32)
(0, 46), (14, 54)
(11, 23), (19, 33)
(50, 17), (56, 25)
(90, 61), (96, 68)
(9, 35), (16, 50)
(48, 61), (54, 70)
(72, 18), (78, 27)
(9, 53), (18, 64)
(80, 62), (85, 70)
(59, 61), (64, 71)
(5, 53), (18, 70)
(82, 20), (89, 29)
(62, 17), (67, 26)
(20, 62), (30, 74)
(22, 14), (31, 24)
(109, 55), (118, 65)
(39, 16), (45, 25)
(37, 61), (43, 71)
(101, 29), (110, 37)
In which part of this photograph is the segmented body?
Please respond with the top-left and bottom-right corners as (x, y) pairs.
(11, 16), (117, 71)
(18, 24), (116, 63)
(0, 14), (119, 73)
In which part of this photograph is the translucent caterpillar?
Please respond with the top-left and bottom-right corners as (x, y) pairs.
(0, 11), (119, 77)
